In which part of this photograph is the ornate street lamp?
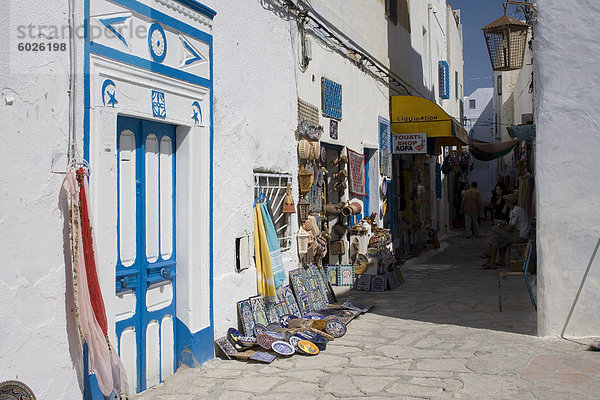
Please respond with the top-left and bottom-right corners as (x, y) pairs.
(482, 1), (536, 71)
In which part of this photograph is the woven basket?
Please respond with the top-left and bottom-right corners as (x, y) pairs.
(298, 140), (312, 160)
(310, 141), (320, 161)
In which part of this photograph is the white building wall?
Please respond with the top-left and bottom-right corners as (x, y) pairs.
(513, 31), (534, 125)
(0, 0), (82, 398)
(534, 0), (600, 337)
(464, 87), (496, 202)
(201, 0), (299, 338)
(443, 6), (464, 120)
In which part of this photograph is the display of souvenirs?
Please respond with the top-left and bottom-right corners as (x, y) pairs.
(264, 300), (280, 324)
(370, 275), (386, 291)
(297, 119), (323, 141)
(338, 265), (355, 286)
(310, 265), (333, 306)
(253, 323), (267, 337)
(275, 301), (289, 318)
(326, 266), (337, 285)
(237, 299), (255, 337)
(271, 340), (295, 356)
(325, 320), (347, 338)
(250, 296), (269, 327)
(278, 285), (301, 317)
(215, 337), (238, 359)
(249, 351), (277, 363)
(289, 268), (312, 316)
(355, 274), (372, 291)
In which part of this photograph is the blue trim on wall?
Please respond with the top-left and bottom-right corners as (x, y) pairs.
(111, 0), (213, 43)
(90, 43), (211, 88)
(147, 23), (168, 63)
(176, 321), (214, 368)
(172, 0), (216, 19)
(83, 0), (215, 396)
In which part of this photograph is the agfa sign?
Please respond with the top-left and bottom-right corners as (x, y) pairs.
(392, 133), (427, 154)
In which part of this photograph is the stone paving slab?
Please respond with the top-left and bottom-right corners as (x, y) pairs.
(136, 228), (600, 399)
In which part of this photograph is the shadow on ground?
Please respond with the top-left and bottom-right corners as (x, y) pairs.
(345, 222), (538, 335)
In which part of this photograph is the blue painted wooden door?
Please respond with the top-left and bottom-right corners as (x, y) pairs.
(115, 116), (177, 394)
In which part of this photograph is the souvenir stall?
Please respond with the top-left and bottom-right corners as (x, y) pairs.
(441, 150), (473, 229)
(390, 96), (469, 247)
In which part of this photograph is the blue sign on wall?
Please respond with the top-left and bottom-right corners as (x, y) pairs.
(378, 117), (391, 176)
(322, 78), (342, 120)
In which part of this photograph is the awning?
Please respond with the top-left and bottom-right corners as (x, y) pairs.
(470, 139), (520, 161)
(390, 96), (469, 149)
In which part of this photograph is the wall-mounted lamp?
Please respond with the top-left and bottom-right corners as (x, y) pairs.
(482, 1), (536, 72)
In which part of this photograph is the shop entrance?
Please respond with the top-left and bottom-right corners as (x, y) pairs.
(115, 116), (177, 393)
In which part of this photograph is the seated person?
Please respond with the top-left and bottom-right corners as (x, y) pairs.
(490, 184), (510, 224)
(481, 192), (529, 269)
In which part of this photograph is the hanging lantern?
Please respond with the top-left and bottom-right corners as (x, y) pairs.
(482, 15), (529, 71)
(298, 165), (313, 195)
(283, 183), (296, 213)
(297, 226), (310, 256)
(298, 196), (310, 222)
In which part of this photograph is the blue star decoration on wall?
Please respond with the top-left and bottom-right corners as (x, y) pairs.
(152, 90), (166, 118)
(101, 79), (118, 107)
(191, 101), (202, 125)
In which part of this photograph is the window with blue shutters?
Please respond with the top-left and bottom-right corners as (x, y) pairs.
(438, 61), (450, 99)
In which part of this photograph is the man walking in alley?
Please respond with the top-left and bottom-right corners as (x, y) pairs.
(481, 192), (530, 269)
(462, 182), (482, 238)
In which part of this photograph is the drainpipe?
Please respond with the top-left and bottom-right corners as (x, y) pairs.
(428, 3), (433, 99)
(67, 0), (77, 165)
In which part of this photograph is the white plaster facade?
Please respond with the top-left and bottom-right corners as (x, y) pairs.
(0, 0), (465, 397)
(493, 34), (532, 177)
(534, 0), (600, 337)
(464, 87), (496, 202)
(1, 0), (81, 398)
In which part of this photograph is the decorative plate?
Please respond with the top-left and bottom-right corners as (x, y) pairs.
(263, 331), (285, 340)
(271, 340), (295, 356)
(238, 336), (257, 347)
(288, 335), (303, 352)
(249, 351), (277, 363)
(320, 146), (327, 163)
(257, 333), (278, 350)
(253, 323), (267, 337)
(303, 314), (324, 320)
(227, 327), (243, 347)
(297, 340), (319, 355)
(325, 320), (347, 338)
(296, 330), (317, 341)
(279, 314), (298, 328)
(0, 380), (36, 400)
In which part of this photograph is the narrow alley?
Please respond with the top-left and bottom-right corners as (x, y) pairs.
(136, 228), (600, 400)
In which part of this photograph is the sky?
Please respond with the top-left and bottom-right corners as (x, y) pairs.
(447, 0), (507, 97)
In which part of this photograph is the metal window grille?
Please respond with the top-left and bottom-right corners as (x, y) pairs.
(438, 61), (450, 99)
(254, 173), (292, 251)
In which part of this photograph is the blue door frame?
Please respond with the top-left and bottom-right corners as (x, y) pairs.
(116, 116), (177, 393)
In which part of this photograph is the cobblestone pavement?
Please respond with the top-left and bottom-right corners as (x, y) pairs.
(136, 226), (600, 399)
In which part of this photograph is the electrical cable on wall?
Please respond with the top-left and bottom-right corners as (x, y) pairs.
(279, 0), (416, 97)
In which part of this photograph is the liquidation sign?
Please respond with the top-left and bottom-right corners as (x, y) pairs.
(392, 133), (427, 154)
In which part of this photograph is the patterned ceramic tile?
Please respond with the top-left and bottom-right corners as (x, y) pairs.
(237, 299), (255, 337)
(250, 296), (269, 326)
